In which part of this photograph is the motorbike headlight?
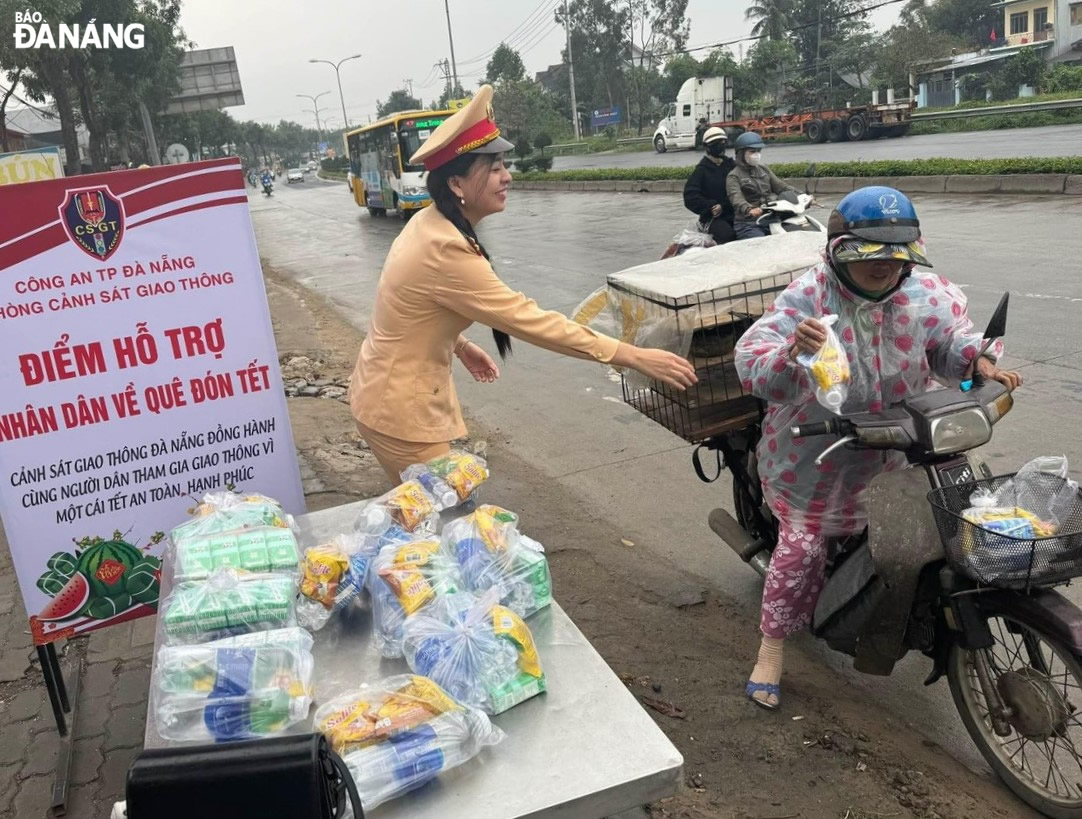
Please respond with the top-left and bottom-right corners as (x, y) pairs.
(928, 407), (992, 455)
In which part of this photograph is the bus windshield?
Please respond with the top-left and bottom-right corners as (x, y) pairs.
(397, 116), (447, 172)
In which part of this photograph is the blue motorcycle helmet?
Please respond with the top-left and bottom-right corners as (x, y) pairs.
(733, 131), (766, 152)
(826, 186), (932, 301)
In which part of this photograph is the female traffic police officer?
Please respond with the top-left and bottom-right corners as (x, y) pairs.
(348, 85), (698, 482)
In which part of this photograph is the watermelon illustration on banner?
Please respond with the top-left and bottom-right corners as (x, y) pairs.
(31, 529), (164, 643)
(0, 160), (305, 645)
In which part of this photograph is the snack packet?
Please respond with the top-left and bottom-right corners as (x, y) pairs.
(354, 481), (440, 545)
(797, 314), (850, 413)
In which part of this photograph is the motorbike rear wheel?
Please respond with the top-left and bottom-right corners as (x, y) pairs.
(948, 608), (1082, 817)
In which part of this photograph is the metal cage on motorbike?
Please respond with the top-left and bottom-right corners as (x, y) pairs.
(928, 475), (1082, 590)
(613, 271), (798, 443)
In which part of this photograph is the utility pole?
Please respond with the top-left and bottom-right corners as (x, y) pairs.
(438, 59), (452, 102)
(564, 0), (580, 141)
(403, 78), (414, 98)
(443, 0), (459, 93)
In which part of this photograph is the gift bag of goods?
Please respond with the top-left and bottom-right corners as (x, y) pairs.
(400, 449), (490, 509)
(314, 674), (503, 811)
(161, 568), (297, 644)
(403, 591), (546, 715)
(441, 505), (551, 618)
(297, 534), (379, 631)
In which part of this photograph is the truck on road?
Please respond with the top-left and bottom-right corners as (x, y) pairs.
(653, 78), (915, 151)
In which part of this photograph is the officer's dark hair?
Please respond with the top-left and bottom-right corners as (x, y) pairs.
(426, 152), (512, 360)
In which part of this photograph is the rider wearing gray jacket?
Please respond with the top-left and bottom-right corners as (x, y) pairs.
(726, 132), (800, 239)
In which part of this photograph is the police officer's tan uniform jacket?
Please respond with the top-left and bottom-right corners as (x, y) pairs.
(348, 205), (621, 443)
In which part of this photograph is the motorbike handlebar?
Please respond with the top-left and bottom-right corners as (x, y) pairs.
(790, 419), (847, 438)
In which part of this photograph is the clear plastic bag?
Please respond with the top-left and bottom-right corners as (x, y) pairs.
(172, 526), (300, 582)
(400, 450), (490, 509)
(170, 491), (296, 544)
(353, 481), (442, 551)
(152, 627), (314, 742)
(797, 314), (850, 413)
(297, 534), (377, 631)
(984, 456), (1080, 531)
(367, 539), (464, 658)
(669, 218), (716, 251)
(161, 568), (297, 644)
(402, 591), (546, 715)
(314, 675), (504, 812)
(441, 505), (552, 618)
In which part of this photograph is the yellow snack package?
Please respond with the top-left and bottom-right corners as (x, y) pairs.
(380, 540), (443, 614)
(387, 480), (436, 531)
(299, 544), (348, 608)
(444, 453), (490, 501)
(492, 604), (543, 678)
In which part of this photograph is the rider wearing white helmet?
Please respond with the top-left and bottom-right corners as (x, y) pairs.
(682, 126), (736, 245)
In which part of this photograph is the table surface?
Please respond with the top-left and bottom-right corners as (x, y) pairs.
(144, 501), (683, 819)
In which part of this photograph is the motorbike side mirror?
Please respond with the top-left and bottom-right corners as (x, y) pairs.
(983, 291), (1009, 341)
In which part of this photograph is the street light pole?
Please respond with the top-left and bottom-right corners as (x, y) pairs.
(309, 54), (362, 129)
(443, 0), (459, 93)
(563, 0), (580, 141)
(297, 92), (330, 141)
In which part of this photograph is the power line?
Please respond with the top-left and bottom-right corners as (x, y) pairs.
(517, 21), (560, 57)
(650, 0), (907, 59)
(457, 0), (558, 66)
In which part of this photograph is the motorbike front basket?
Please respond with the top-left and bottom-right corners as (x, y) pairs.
(927, 475), (1082, 590)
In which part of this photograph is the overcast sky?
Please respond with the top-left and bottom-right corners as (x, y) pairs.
(178, 0), (901, 127)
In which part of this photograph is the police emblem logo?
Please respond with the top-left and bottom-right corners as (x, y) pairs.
(486, 102), (495, 122)
(59, 186), (125, 262)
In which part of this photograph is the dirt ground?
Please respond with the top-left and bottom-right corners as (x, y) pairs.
(263, 264), (1036, 819)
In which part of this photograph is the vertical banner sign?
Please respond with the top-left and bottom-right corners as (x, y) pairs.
(0, 159), (305, 644)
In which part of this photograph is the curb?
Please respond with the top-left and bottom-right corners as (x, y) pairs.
(514, 174), (1082, 196)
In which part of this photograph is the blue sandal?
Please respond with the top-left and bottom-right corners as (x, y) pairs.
(745, 680), (781, 710)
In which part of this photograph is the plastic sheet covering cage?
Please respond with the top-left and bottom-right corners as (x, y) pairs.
(587, 231), (825, 443)
(928, 475), (1082, 590)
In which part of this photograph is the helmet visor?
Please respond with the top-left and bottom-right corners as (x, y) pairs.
(833, 237), (932, 268)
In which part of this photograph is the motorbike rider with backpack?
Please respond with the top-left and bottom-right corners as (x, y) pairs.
(682, 127), (737, 246)
(733, 186), (1023, 709)
(727, 132), (803, 240)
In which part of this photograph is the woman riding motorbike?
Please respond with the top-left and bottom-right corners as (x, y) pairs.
(733, 186), (1023, 709)
(682, 127), (736, 246)
(727, 131), (803, 240)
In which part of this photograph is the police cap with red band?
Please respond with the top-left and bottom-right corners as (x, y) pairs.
(410, 85), (514, 171)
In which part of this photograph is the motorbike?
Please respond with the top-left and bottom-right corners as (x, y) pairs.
(262, 179), (274, 197)
(754, 191), (825, 235)
(701, 293), (1082, 818)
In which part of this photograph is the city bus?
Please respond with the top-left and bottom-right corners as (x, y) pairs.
(345, 106), (460, 218)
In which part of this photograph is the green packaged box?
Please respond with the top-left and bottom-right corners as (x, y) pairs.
(236, 531), (270, 572)
(488, 672), (547, 715)
(223, 588), (261, 628)
(176, 539), (214, 580)
(209, 535), (240, 570)
(265, 530), (299, 571)
(163, 591), (202, 637)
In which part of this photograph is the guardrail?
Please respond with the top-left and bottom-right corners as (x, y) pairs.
(616, 136), (653, 145)
(546, 141), (591, 155)
(911, 97), (1082, 121)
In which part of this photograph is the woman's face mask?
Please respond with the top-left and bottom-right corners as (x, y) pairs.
(746, 150), (763, 166)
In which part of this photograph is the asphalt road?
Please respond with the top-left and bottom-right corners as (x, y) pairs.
(254, 175), (1082, 777)
(551, 122), (1082, 170)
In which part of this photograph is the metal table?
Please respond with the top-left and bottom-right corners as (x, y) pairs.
(143, 501), (684, 818)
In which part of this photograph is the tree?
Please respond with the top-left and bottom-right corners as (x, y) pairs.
(437, 82), (467, 109)
(625, 0), (690, 133)
(556, 0), (631, 112)
(485, 44), (526, 84)
(873, 23), (959, 92)
(925, 0), (999, 46)
(377, 89), (421, 118)
(746, 39), (798, 105)
(744, 0), (793, 41)
(662, 53), (701, 101)
(492, 80), (571, 147)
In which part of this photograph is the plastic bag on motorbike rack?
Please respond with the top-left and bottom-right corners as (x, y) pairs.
(667, 218), (716, 255)
(352, 480), (443, 551)
(152, 627), (314, 743)
(796, 314), (851, 414)
(400, 449), (490, 510)
(296, 534), (378, 631)
(169, 491), (300, 582)
(441, 505), (552, 618)
(367, 538), (465, 658)
(160, 568), (298, 645)
(314, 674), (504, 813)
(971, 455), (1080, 532)
(403, 590), (547, 715)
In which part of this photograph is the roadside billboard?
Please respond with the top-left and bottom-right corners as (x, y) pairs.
(0, 146), (64, 187)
